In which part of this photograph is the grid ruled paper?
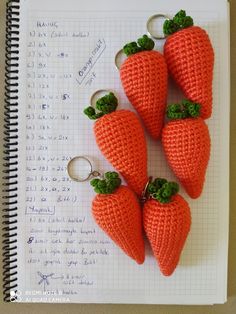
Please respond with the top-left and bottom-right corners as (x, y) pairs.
(15, 0), (230, 304)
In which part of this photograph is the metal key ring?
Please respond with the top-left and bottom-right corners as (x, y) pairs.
(67, 156), (101, 182)
(115, 48), (125, 71)
(141, 176), (153, 204)
(146, 14), (170, 40)
(90, 89), (118, 107)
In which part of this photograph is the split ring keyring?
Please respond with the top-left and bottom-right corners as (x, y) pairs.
(114, 49), (124, 71)
(146, 14), (170, 40)
(141, 177), (153, 203)
(67, 156), (101, 182)
(115, 13), (170, 69)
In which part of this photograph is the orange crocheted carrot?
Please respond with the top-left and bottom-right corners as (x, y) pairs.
(162, 100), (211, 199)
(84, 92), (148, 197)
(91, 172), (145, 264)
(120, 35), (168, 139)
(163, 10), (214, 119)
(143, 178), (191, 276)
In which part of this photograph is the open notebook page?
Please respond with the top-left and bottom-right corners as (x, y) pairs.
(15, 0), (230, 304)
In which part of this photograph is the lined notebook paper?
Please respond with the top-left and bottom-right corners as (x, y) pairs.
(6, 0), (230, 304)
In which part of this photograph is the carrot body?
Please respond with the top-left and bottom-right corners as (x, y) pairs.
(92, 185), (145, 264)
(120, 50), (168, 139)
(94, 110), (148, 196)
(162, 117), (210, 199)
(143, 194), (191, 276)
(164, 26), (214, 119)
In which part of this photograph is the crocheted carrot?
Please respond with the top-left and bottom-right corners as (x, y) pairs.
(163, 10), (214, 119)
(84, 92), (148, 197)
(143, 178), (191, 276)
(162, 100), (211, 199)
(120, 35), (168, 139)
(91, 172), (145, 264)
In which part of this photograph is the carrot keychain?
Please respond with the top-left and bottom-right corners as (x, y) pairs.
(84, 91), (148, 197)
(143, 178), (191, 276)
(163, 10), (214, 119)
(162, 100), (211, 199)
(67, 157), (145, 264)
(118, 34), (168, 139)
(91, 171), (145, 264)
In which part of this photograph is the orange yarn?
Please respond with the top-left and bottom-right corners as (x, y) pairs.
(143, 194), (191, 276)
(162, 117), (210, 199)
(120, 50), (168, 139)
(92, 185), (145, 264)
(164, 26), (214, 119)
(94, 110), (148, 196)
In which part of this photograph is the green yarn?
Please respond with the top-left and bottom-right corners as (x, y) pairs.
(148, 178), (179, 203)
(84, 92), (118, 120)
(182, 100), (200, 118)
(96, 92), (118, 114)
(123, 42), (142, 56)
(166, 103), (188, 120)
(147, 178), (168, 194)
(123, 35), (155, 57)
(137, 34), (155, 51)
(167, 100), (201, 120)
(163, 10), (194, 36)
(83, 107), (104, 120)
(163, 20), (180, 36)
(90, 171), (121, 194)
(173, 10), (193, 29)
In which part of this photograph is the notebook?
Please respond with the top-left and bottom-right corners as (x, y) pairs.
(2, 0), (230, 304)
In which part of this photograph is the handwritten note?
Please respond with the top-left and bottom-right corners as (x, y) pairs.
(76, 39), (106, 85)
(23, 17), (115, 298)
(26, 215), (111, 294)
(25, 19), (96, 215)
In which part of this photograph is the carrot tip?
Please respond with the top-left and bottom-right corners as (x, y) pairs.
(136, 258), (145, 265)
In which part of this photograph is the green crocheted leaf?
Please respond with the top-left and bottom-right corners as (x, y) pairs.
(84, 93), (118, 120)
(104, 171), (119, 180)
(181, 16), (194, 28)
(163, 20), (179, 36)
(173, 10), (187, 26)
(147, 183), (158, 194)
(166, 103), (188, 120)
(137, 35), (155, 51)
(123, 35), (154, 56)
(84, 106), (104, 120)
(167, 100), (201, 120)
(91, 171), (121, 194)
(90, 178), (100, 187)
(148, 179), (179, 203)
(123, 42), (142, 56)
(163, 10), (194, 35)
(96, 92), (118, 114)
(147, 178), (168, 194)
(182, 99), (201, 118)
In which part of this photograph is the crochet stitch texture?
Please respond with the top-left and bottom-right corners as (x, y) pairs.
(164, 26), (214, 119)
(120, 50), (168, 139)
(94, 109), (148, 197)
(92, 185), (145, 264)
(162, 117), (210, 198)
(143, 194), (191, 276)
